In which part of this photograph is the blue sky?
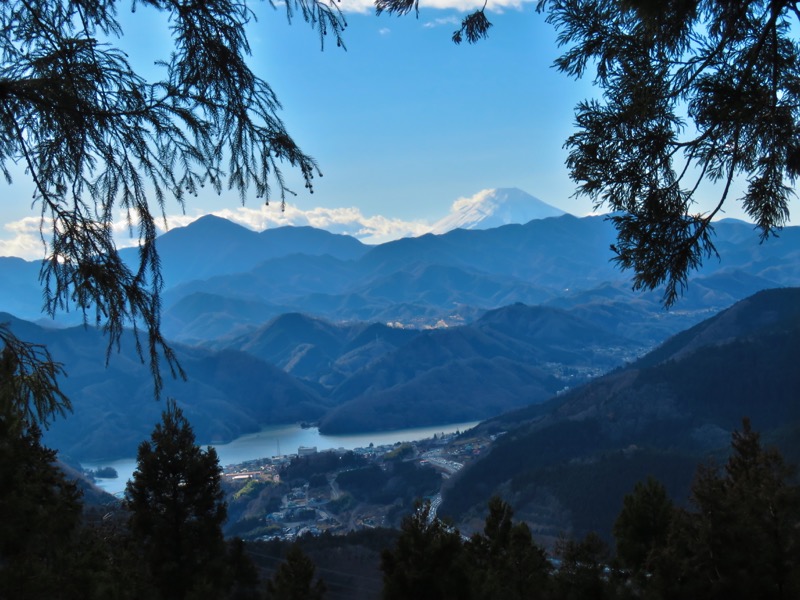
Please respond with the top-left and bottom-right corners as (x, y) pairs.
(0, 1), (781, 258)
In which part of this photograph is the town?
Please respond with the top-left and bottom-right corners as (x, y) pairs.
(220, 428), (503, 541)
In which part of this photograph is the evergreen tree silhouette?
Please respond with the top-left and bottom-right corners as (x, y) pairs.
(125, 399), (228, 600)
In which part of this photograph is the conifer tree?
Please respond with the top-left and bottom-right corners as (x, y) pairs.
(381, 500), (468, 600)
(613, 476), (673, 587)
(658, 419), (800, 600)
(465, 496), (551, 600)
(0, 325), (70, 428)
(265, 543), (326, 600)
(1, 0), (346, 399)
(539, 0), (800, 306)
(0, 345), (83, 599)
(553, 532), (613, 600)
(378, 0), (800, 306)
(125, 398), (229, 600)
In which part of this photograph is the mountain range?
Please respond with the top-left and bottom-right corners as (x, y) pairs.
(3, 210), (798, 345)
(1, 204), (798, 465)
(124, 213), (800, 346)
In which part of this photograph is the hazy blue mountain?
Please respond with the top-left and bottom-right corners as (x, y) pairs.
(220, 313), (421, 384)
(350, 263), (554, 308)
(0, 257), (47, 321)
(0, 218), (368, 325)
(122, 215), (369, 287)
(319, 357), (561, 433)
(636, 284), (800, 367)
(2, 213), (799, 464)
(229, 313), (358, 377)
(440, 287), (800, 541)
(161, 292), (293, 343)
(162, 252), (361, 309)
(4, 215), (799, 345)
(543, 268), (789, 347)
(6, 302), (614, 456)
(154, 215), (799, 343)
(370, 213), (624, 285)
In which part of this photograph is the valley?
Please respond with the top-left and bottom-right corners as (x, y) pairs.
(2, 213), (799, 544)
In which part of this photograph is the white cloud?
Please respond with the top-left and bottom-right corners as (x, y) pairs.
(0, 217), (47, 260)
(187, 203), (432, 244)
(423, 16), (460, 28)
(450, 188), (495, 212)
(378, 27), (391, 35)
(4, 188), (580, 261)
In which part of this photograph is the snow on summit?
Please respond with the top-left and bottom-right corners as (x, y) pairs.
(429, 188), (567, 234)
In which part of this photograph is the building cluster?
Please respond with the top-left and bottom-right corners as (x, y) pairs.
(220, 429), (498, 542)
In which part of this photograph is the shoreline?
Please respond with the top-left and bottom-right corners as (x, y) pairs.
(81, 420), (481, 496)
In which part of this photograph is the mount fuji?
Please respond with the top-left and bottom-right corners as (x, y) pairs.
(429, 188), (567, 234)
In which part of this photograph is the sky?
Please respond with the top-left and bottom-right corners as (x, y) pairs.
(0, 0), (780, 259)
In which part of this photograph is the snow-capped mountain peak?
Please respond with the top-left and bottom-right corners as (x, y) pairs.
(429, 188), (566, 234)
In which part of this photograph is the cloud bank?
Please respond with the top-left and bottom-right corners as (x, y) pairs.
(0, 204), (433, 261)
(205, 204), (432, 244)
(0, 217), (48, 260)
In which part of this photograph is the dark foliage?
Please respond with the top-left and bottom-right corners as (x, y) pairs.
(381, 501), (469, 600)
(282, 450), (368, 483)
(336, 460), (441, 505)
(375, 0), (492, 45)
(542, 0), (800, 305)
(464, 497), (552, 600)
(67, 512), (157, 600)
(440, 419), (610, 520)
(0, 324), (70, 427)
(265, 544), (326, 600)
(651, 419), (800, 599)
(452, 5), (493, 45)
(0, 400), (83, 599)
(612, 477), (673, 588)
(553, 532), (614, 600)
(125, 398), (230, 600)
(441, 288), (800, 536)
(375, 0), (799, 306)
(2, 409), (797, 599)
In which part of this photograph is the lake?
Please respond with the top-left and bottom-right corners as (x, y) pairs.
(82, 420), (480, 496)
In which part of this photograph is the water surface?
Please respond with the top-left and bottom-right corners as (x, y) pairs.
(83, 421), (480, 496)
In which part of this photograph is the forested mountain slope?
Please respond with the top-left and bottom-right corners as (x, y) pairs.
(442, 287), (800, 541)
(318, 304), (635, 433)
